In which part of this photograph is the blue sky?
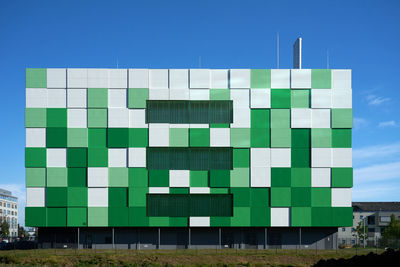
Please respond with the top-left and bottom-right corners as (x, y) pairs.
(0, 0), (399, 225)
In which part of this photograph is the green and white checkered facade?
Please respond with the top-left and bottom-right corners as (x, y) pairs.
(25, 68), (353, 228)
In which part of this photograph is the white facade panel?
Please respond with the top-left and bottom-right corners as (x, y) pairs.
(189, 69), (210, 88)
(311, 168), (331, 187)
(169, 170), (190, 187)
(108, 69), (127, 88)
(129, 109), (148, 128)
(169, 69), (188, 89)
(189, 217), (210, 227)
(332, 89), (352, 108)
(189, 89), (209, 100)
(332, 148), (352, 167)
(87, 69), (108, 88)
(108, 89), (127, 108)
(88, 188), (108, 207)
(26, 128), (46, 147)
(190, 187), (210, 194)
(67, 69), (88, 88)
(47, 68), (66, 88)
(291, 69), (311, 89)
(47, 148), (66, 167)
(87, 168), (109, 187)
(271, 208), (290, 227)
(332, 70), (352, 89)
(26, 188), (45, 207)
(210, 128), (230, 147)
(67, 109), (87, 128)
(271, 69), (290, 88)
(250, 89), (271, 108)
(311, 109), (331, 128)
(311, 89), (332, 108)
(47, 89), (67, 108)
(210, 69), (228, 89)
(149, 188), (170, 194)
(108, 108), (129, 128)
(230, 89), (249, 108)
(169, 88), (189, 100)
(231, 107), (250, 128)
(149, 88), (169, 100)
(128, 148), (146, 168)
(149, 69), (169, 89)
(108, 148), (127, 167)
(250, 148), (270, 167)
(291, 108), (312, 128)
(270, 148), (291, 167)
(311, 148), (332, 167)
(128, 69), (149, 88)
(26, 88), (47, 108)
(331, 188), (352, 207)
(250, 167), (271, 187)
(149, 123), (169, 146)
(67, 88), (87, 108)
(230, 69), (250, 88)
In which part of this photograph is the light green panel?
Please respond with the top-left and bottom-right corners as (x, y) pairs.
(230, 168), (250, 187)
(210, 89), (230, 100)
(67, 128), (88, 147)
(26, 68), (46, 88)
(128, 88), (149, 108)
(291, 90), (310, 108)
(271, 128), (291, 147)
(270, 109), (290, 128)
(88, 88), (108, 108)
(169, 128), (189, 147)
(230, 128), (250, 148)
(26, 168), (46, 187)
(46, 168), (68, 187)
(109, 168), (129, 187)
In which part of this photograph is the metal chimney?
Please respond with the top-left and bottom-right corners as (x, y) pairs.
(293, 38), (302, 69)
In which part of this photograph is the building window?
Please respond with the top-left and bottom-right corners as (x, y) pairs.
(368, 216), (375, 224)
(351, 240), (355, 244)
(342, 228), (346, 232)
(351, 228), (355, 232)
(380, 216), (391, 222)
(360, 215), (363, 219)
(342, 240), (346, 244)
(368, 228), (375, 233)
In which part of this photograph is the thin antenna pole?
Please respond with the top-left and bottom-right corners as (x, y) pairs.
(277, 32), (280, 69)
(199, 56), (201, 68)
(117, 58), (119, 69)
(326, 49), (330, 69)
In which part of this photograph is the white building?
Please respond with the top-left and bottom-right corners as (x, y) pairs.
(0, 188), (18, 238)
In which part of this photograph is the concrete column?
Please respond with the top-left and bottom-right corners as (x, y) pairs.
(77, 228), (80, 249)
(158, 228), (160, 249)
(188, 228), (191, 249)
(219, 228), (221, 249)
(112, 228), (115, 249)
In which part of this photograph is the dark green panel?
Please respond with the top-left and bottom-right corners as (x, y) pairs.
(107, 128), (129, 148)
(129, 128), (148, 147)
(291, 187), (311, 207)
(332, 129), (352, 148)
(251, 109), (270, 128)
(25, 207), (46, 227)
(209, 170), (230, 187)
(68, 168), (87, 187)
(271, 168), (291, 187)
(46, 128), (67, 148)
(291, 129), (310, 148)
(88, 128), (107, 148)
(47, 208), (67, 227)
(67, 187), (87, 207)
(291, 148), (310, 168)
(109, 207), (129, 226)
(47, 108), (67, 128)
(271, 89), (291, 108)
(148, 170), (169, 187)
(109, 188), (128, 207)
(46, 187), (67, 207)
(331, 168), (353, 187)
(67, 148), (87, 167)
(25, 148), (46, 168)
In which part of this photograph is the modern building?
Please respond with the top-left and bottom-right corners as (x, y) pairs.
(25, 48), (353, 249)
(0, 188), (18, 238)
(338, 202), (400, 246)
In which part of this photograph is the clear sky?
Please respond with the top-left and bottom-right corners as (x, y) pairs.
(1, 0), (399, 226)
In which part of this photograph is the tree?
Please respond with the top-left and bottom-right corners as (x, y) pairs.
(352, 221), (367, 245)
(17, 224), (29, 239)
(0, 221), (10, 238)
(383, 214), (400, 240)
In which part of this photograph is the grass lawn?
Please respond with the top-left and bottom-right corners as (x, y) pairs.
(0, 248), (385, 266)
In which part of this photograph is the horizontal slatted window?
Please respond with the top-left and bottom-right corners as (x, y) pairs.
(146, 100), (233, 124)
(147, 147), (232, 170)
(147, 194), (233, 217)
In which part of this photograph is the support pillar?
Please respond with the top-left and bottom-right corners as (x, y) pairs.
(188, 228), (191, 249)
(158, 228), (160, 249)
(77, 228), (80, 249)
(112, 228), (115, 249)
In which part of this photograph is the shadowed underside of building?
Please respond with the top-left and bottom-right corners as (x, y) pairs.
(38, 227), (338, 249)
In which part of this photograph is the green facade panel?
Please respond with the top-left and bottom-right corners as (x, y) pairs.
(25, 68), (352, 228)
